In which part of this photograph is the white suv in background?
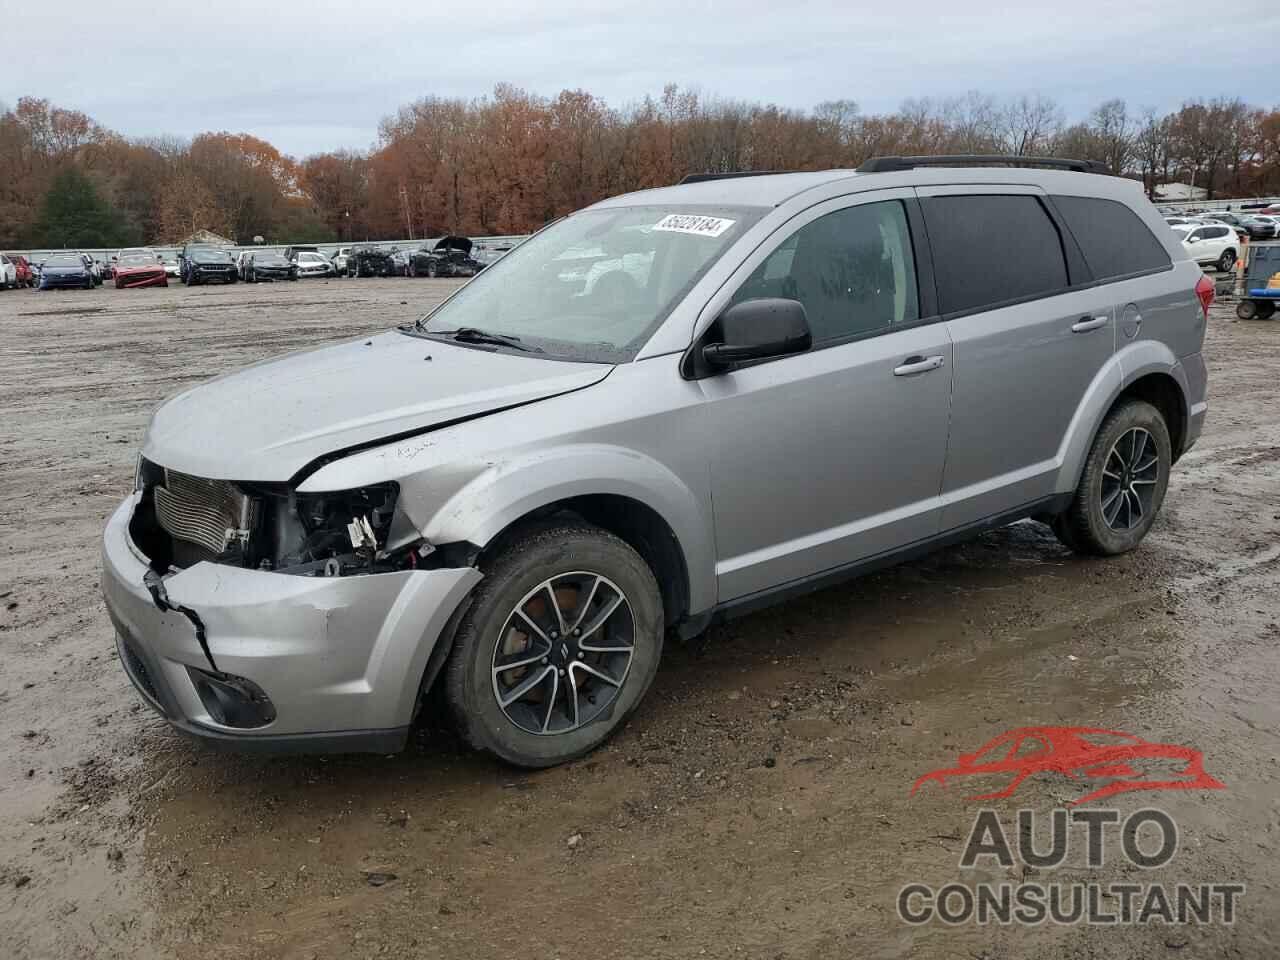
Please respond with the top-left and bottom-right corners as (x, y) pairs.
(1171, 223), (1238, 272)
(0, 254), (18, 289)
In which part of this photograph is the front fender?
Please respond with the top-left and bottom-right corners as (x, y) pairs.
(423, 443), (717, 614)
(1055, 340), (1190, 494)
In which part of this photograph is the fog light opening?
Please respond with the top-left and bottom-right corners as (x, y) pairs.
(187, 668), (277, 728)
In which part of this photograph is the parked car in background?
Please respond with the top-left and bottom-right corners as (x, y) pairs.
(12, 255), (36, 287)
(1240, 215), (1279, 240)
(38, 252), (95, 289)
(161, 253), (180, 278)
(282, 245), (320, 262)
(102, 157), (1209, 767)
(245, 250), (298, 282)
(115, 247), (157, 269)
(294, 251), (335, 278)
(183, 247), (238, 285)
(1170, 223), (1238, 271)
(389, 247), (412, 276)
(332, 247), (352, 274)
(1196, 212), (1256, 240)
(409, 236), (485, 277)
(76, 254), (104, 285)
(114, 251), (169, 288)
(347, 243), (395, 277)
(178, 244), (226, 283)
(0, 254), (17, 289)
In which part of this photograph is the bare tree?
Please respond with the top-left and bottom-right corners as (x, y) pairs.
(1089, 99), (1132, 174)
(1000, 95), (1063, 155)
(1134, 107), (1170, 198)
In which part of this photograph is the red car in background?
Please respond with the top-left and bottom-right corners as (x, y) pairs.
(113, 251), (168, 288)
(13, 255), (36, 287)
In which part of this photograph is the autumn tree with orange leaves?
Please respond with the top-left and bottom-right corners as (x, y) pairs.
(3, 87), (1280, 249)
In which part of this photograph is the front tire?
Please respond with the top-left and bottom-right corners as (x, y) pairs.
(445, 523), (664, 768)
(1052, 399), (1171, 556)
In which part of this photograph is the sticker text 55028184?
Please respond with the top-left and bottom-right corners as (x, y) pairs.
(652, 214), (737, 238)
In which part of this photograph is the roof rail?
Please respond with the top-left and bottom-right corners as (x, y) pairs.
(677, 170), (794, 185)
(857, 155), (1109, 175)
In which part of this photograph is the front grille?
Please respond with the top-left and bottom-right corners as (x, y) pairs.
(153, 469), (256, 559)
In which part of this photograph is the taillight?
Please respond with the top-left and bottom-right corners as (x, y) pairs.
(1195, 274), (1215, 319)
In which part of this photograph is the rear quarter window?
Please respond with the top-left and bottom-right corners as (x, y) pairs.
(920, 194), (1069, 315)
(1052, 195), (1172, 281)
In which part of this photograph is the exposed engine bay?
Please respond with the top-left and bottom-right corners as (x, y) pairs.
(130, 457), (426, 577)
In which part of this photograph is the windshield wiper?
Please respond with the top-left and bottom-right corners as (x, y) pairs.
(427, 327), (541, 352)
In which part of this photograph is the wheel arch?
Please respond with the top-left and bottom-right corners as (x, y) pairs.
(1114, 371), (1188, 462)
(1057, 343), (1191, 493)
(474, 493), (692, 631)
(421, 445), (716, 622)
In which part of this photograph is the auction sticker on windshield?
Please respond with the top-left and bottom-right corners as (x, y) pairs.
(652, 214), (736, 237)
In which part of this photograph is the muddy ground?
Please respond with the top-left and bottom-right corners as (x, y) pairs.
(0, 276), (1277, 959)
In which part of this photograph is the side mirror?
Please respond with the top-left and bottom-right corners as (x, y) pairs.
(1186, 236), (1199, 244)
(702, 298), (811, 369)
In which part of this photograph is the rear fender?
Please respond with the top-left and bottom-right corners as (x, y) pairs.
(1055, 340), (1188, 493)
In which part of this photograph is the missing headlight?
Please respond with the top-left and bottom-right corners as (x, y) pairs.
(266, 482), (401, 576)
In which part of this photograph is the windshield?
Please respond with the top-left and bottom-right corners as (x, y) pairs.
(118, 254), (155, 267)
(45, 254), (83, 266)
(413, 204), (763, 362)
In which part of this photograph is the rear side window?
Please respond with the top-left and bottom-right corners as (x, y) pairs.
(921, 195), (1068, 315)
(1052, 196), (1171, 281)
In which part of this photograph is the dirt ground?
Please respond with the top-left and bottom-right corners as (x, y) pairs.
(1, 276), (1277, 960)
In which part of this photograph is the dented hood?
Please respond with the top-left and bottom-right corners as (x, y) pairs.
(142, 330), (612, 482)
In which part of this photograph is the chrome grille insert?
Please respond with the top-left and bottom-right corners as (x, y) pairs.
(153, 469), (256, 558)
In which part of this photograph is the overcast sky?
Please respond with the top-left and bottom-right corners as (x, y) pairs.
(8, 0), (1278, 157)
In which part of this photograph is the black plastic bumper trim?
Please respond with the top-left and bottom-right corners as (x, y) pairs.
(169, 718), (410, 755)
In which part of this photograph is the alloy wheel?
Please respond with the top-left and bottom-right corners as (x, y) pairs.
(491, 572), (635, 735)
(1100, 427), (1159, 531)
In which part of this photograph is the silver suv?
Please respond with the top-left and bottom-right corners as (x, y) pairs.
(102, 156), (1211, 767)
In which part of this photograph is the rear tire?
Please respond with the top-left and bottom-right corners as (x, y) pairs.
(1052, 399), (1171, 556)
(1237, 300), (1259, 320)
(445, 523), (664, 768)
(1218, 249), (1236, 272)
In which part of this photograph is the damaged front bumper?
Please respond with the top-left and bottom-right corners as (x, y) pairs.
(101, 493), (481, 753)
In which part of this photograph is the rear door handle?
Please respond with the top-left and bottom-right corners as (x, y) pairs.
(893, 355), (946, 377)
(1071, 316), (1108, 333)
